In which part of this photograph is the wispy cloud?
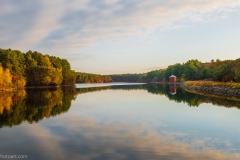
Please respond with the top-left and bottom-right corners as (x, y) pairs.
(0, 0), (240, 56)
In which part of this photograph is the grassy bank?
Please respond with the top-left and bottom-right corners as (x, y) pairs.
(184, 81), (240, 89)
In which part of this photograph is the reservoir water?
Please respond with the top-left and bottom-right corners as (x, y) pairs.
(1, 83), (240, 160)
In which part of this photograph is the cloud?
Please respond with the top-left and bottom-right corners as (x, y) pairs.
(0, 1), (40, 47)
(1, 115), (240, 160)
(0, 0), (240, 57)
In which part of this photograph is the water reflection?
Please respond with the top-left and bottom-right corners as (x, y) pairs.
(143, 84), (240, 108)
(1, 84), (240, 128)
(169, 84), (177, 95)
(1, 84), (240, 159)
(1, 115), (240, 160)
(0, 87), (76, 128)
(109, 84), (240, 109)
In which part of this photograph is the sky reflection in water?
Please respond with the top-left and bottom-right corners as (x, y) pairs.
(1, 84), (240, 160)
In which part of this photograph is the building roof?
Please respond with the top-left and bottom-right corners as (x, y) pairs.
(169, 75), (176, 78)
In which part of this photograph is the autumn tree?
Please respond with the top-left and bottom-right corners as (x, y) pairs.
(0, 66), (12, 90)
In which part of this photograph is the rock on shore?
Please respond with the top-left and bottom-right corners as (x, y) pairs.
(181, 83), (240, 97)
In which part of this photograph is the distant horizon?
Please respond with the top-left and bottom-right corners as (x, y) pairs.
(1, 1), (240, 74)
(1, 47), (240, 75)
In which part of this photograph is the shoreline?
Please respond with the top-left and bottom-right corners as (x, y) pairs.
(0, 85), (75, 92)
(2, 81), (240, 98)
(180, 81), (240, 98)
(147, 81), (240, 98)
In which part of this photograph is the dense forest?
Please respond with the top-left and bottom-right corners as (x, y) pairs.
(109, 73), (144, 82)
(0, 48), (76, 90)
(76, 72), (112, 83)
(143, 59), (240, 83)
(0, 48), (113, 90)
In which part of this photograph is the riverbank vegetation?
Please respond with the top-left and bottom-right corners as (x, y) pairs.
(184, 81), (240, 89)
(0, 48), (113, 90)
(0, 48), (76, 90)
(143, 58), (240, 83)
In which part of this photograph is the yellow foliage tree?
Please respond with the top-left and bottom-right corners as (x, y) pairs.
(43, 76), (51, 85)
(0, 66), (13, 90)
(0, 66), (3, 88)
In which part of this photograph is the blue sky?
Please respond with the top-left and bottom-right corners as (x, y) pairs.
(1, 0), (240, 74)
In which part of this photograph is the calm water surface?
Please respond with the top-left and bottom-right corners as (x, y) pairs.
(1, 83), (240, 160)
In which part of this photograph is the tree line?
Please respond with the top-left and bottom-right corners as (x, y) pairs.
(0, 48), (76, 89)
(76, 72), (112, 83)
(1, 48), (240, 87)
(109, 73), (144, 82)
(0, 48), (113, 90)
(143, 59), (240, 83)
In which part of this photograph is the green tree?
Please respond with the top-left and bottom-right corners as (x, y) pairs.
(235, 68), (240, 82)
(202, 67), (211, 79)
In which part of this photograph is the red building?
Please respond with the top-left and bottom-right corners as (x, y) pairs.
(169, 75), (176, 83)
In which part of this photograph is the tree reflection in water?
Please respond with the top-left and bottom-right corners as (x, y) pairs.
(0, 87), (76, 128)
(1, 84), (240, 128)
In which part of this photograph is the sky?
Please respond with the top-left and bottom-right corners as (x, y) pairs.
(0, 0), (240, 74)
